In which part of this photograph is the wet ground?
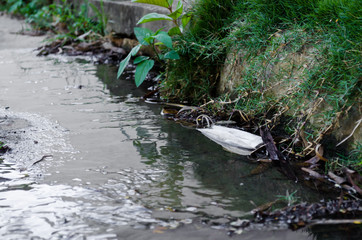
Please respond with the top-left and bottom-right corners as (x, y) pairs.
(0, 15), (358, 239)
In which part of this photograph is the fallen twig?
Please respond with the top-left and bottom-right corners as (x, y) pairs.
(336, 118), (361, 147)
(344, 168), (362, 195)
(260, 127), (298, 182)
(31, 155), (53, 167)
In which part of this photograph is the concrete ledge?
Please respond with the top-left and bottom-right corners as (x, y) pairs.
(60, 0), (193, 36)
(89, 0), (173, 36)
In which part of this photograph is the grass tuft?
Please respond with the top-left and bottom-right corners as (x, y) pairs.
(163, 0), (361, 163)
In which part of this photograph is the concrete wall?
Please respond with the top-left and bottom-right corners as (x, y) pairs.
(61, 0), (192, 36)
(91, 0), (171, 36)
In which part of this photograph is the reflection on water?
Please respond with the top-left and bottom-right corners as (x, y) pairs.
(95, 65), (324, 215)
(0, 47), (325, 239)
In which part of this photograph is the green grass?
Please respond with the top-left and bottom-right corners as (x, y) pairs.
(161, 0), (236, 103)
(161, 34), (227, 103)
(161, 0), (362, 177)
(163, 0), (361, 158)
(165, 0), (360, 97)
(325, 143), (362, 175)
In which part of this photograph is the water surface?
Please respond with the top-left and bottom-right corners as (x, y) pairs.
(0, 15), (324, 239)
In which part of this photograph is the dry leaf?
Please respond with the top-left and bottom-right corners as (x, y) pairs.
(328, 171), (346, 185)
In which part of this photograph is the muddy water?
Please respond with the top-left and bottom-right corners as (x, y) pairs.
(0, 16), (324, 239)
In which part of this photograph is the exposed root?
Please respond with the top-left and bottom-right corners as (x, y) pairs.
(336, 118), (361, 147)
(196, 114), (214, 128)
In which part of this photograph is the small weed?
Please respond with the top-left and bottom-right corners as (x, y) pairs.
(88, 0), (108, 36)
(2, 0), (49, 16)
(2, 0), (108, 38)
(276, 190), (300, 206)
(117, 0), (191, 87)
(326, 143), (362, 175)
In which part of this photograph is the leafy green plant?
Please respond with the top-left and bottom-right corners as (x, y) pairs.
(2, 0), (108, 38)
(117, 0), (191, 87)
(161, 0), (237, 103)
(4, 0), (49, 16)
(49, 0), (108, 37)
(5, 0), (28, 14)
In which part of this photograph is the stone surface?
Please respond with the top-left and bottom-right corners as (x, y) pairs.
(91, 0), (172, 36)
(64, 0), (193, 36)
(218, 30), (361, 150)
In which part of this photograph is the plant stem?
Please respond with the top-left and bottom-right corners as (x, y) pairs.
(152, 41), (162, 63)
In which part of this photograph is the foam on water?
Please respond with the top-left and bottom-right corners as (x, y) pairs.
(0, 109), (162, 239)
(0, 109), (74, 177)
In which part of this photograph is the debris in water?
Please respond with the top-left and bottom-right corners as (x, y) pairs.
(185, 207), (198, 212)
(197, 119), (263, 156)
(253, 199), (362, 230)
(260, 127), (297, 181)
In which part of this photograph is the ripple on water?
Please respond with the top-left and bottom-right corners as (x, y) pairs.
(0, 108), (164, 239)
(0, 40), (326, 239)
(0, 183), (159, 239)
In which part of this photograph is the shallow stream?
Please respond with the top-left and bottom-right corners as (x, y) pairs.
(0, 16), (351, 239)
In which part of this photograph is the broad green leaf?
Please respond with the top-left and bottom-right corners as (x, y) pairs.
(132, 0), (170, 8)
(130, 44), (142, 56)
(144, 36), (155, 45)
(181, 13), (192, 29)
(167, 0), (174, 6)
(134, 27), (154, 45)
(117, 54), (132, 79)
(135, 59), (155, 87)
(153, 31), (173, 48)
(137, 13), (173, 24)
(134, 56), (149, 64)
(164, 50), (180, 60)
(154, 27), (165, 35)
(117, 44), (142, 79)
(168, 1), (183, 20)
(168, 26), (182, 36)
